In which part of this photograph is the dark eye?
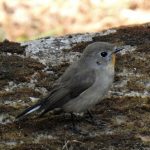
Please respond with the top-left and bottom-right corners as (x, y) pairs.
(101, 52), (108, 57)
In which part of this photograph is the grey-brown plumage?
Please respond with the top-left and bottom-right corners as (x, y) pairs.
(16, 42), (123, 120)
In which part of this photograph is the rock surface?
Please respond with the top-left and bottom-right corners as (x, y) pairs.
(0, 23), (150, 150)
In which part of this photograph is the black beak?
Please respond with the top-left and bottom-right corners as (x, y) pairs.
(113, 47), (124, 54)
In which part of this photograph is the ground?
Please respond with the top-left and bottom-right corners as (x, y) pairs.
(0, 23), (150, 150)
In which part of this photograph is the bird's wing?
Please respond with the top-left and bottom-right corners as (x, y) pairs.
(38, 69), (96, 117)
(16, 69), (96, 120)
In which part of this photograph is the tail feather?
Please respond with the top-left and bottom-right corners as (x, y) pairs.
(15, 88), (67, 120)
(16, 104), (41, 120)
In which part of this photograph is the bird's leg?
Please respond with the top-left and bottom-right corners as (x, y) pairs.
(85, 110), (95, 124)
(70, 113), (81, 132)
(70, 113), (88, 135)
(85, 110), (106, 128)
(70, 113), (76, 129)
(87, 110), (94, 121)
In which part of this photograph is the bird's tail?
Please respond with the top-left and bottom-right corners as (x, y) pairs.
(15, 103), (42, 120)
(15, 88), (67, 120)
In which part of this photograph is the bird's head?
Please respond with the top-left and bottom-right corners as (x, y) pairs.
(81, 42), (123, 70)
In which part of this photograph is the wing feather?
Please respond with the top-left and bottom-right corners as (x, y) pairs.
(16, 69), (96, 119)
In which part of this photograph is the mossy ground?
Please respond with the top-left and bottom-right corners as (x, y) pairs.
(0, 24), (150, 149)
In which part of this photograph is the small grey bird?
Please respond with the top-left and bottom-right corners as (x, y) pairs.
(16, 42), (123, 120)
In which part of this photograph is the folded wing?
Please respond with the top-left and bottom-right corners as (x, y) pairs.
(16, 69), (96, 120)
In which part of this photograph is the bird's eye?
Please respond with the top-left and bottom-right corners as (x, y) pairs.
(101, 52), (108, 57)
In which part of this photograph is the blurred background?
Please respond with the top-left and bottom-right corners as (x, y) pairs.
(0, 0), (149, 41)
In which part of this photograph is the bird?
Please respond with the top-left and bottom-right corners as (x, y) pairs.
(16, 42), (123, 123)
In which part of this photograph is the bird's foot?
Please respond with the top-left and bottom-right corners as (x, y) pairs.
(85, 110), (107, 128)
(67, 113), (88, 135)
(70, 126), (88, 135)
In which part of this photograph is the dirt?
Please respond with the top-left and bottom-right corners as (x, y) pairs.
(0, 40), (26, 54)
(0, 24), (150, 150)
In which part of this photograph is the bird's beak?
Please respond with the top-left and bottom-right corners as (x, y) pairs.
(113, 47), (124, 54)
(111, 46), (124, 66)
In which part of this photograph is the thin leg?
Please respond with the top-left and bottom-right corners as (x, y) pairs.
(70, 113), (80, 133)
(70, 113), (88, 135)
(87, 110), (94, 120)
(86, 110), (106, 128)
(71, 113), (76, 129)
(85, 110), (95, 124)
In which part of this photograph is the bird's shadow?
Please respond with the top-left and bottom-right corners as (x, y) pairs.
(13, 111), (109, 136)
